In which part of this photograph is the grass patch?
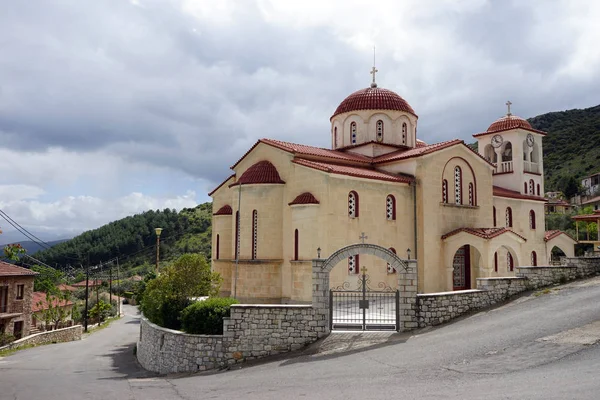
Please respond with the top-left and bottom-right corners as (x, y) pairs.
(85, 315), (121, 335)
(534, 288), (553, 297)
(0, 344), (38, 358)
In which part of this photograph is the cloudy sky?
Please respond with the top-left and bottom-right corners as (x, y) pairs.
(1, 0), (599, 242)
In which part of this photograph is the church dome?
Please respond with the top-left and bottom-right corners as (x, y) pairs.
(331, 87), (417, 119)
(487, 115), (532, 133)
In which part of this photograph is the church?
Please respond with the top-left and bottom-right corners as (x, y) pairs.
(209, 70), (577, 303)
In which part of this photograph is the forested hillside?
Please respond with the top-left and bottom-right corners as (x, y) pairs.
(528, 104), (600, 191)
(33, 203), (212, 271)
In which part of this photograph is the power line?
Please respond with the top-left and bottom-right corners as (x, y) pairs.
(0, 210), (52, 250)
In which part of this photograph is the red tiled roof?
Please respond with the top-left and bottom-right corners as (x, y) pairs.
(292, 158), (414, 184)
(416, 139), (428, 148)
(0, 261), (37, 277)
(57, 284), (77, 292)
(331, 87), (417, 119)
(441, 227), (527, 242)
(214, 204), (233, 215)
(544, 230), (576, 242)
(288, 192), (320, 206)
(32, 292), (74, 313)
(229, 160), (285, 187)
(373, 139), (463, 164)
(493, 186), (546, 202)
(230, 139), (372, 171)
(208, 174), (235, 197)
(473, 115), (546, 137)
(545, 198), (571, 206)
(572, 210), (600, 221)
(72, 279), (103, 288)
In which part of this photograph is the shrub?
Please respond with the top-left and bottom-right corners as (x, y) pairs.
(0, 332), (15, 346)
(181, 297), (239, 335)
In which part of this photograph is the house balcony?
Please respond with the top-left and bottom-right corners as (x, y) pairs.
(524, 161), (540, 174)
(493, 161), (513, 174)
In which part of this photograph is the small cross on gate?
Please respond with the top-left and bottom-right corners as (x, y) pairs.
(359, 232), (368, 244)
(506, 100), (512, 116)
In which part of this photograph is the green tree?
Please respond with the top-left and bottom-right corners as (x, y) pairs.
(88, 300), (112, 324)
(3, 243), (26, 261)
(35, 290), (72, 330)
(31, 265), (65, 292)
(557, 175), (581, 199)
(140, 253), (221, 329)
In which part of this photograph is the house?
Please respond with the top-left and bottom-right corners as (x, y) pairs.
(209, 72), (578, 303)
(582, 195), (600, 212)
(0, 261), (37, 339)
(581, 172), (600, 196)
(545, 193), (572, 215)
(71, 279), (103, 289)
(31, 291), (74, 331)
(56, 283), (78, 293)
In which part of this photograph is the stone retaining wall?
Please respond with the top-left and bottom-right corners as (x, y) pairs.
(137, 304), (324, 374)
(0, 325), (82, 351)
(416, 258), (600, 327)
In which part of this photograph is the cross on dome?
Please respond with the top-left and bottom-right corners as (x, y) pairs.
(506, 100), (512, 116)
(370, 66), (378, 88)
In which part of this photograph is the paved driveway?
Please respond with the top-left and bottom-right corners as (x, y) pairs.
(2, 279), (600, 400)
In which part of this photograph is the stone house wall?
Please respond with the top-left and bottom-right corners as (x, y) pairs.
(138, 304), (324, 374)
(0, 325), (82, 351)
(0, 275), (35, 338)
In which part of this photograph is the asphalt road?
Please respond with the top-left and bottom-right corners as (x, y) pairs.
(2, 279), (600, 400)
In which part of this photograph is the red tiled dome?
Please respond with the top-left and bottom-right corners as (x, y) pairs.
(487, 115), (532, 133)
(288, 192), (320, 206)
(230, 160), (285, 187)
(213, 205), (233, 215)
(331, 87), (417, 119)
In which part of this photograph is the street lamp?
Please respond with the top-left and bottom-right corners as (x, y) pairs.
(155, 228), (163, 274)
(406, 248), (411, 260)
(317, 247), (321, 259)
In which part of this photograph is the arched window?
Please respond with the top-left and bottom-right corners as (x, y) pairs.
(468, 183), (474, 206)
(401, 123), (407, 145)
(502, 142), (513, 161)
(494, 252), (498, 272)
(524, 182), (528, 194)
(454, 166), (462, 205)
(507, 252), (514, 272)
(493, 206), (497, 227)
(235, 211), (240, 259)
(386, 195), (396, 220)
(376, 120), (384, 142)
(348, 191), (359, 218)
(294, 229), (299, 261)
(334, 127), (338, 148)
(387, 248), (397, 274)
(531, 251), (537, 266)
(216, 234), (220, 260)
(348, 254), (359, 274)
(505, 207), (513, 227)
(529, 209), (536, 229)
(529, 179), (535, 195)
(537, 184), (540, 196)
(350, 122), (357, 144)
(442, 179), (448, 203)
(252, 210), (258, 259)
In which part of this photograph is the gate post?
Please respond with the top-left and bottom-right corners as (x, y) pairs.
(312, 258), (330, 337)
(397, 259), (418, 331)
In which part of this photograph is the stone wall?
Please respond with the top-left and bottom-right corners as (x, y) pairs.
(138, 304), (324, 374)
(416, 258), (600, 327)
(0, 325), (82, 351)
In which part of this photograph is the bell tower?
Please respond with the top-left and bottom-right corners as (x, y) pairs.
(474, 102), (546, 196)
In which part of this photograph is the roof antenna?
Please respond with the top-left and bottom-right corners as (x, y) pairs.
(370, 46), (378, 88)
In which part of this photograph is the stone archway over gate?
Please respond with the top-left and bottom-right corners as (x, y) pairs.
(311, 243), (418, 334)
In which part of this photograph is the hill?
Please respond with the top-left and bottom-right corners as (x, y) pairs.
(32, 202), (212, 273)
(528, 104), (600, 191)
(0, 239), (68, 255)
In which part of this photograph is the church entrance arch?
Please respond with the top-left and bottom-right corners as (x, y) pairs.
(312, 243), (417, 333)
(550, 246), (567, 265)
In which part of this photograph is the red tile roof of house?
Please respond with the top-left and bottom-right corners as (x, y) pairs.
(544, 230), (576, 242)
(292, 158), (414, 184)
(493, 186), (546, 202)
(288, 192), (320, 206)
(31, 292), (74, 313)
(57, 284), (78, 292)
(208, 174), (235, 196)
(0, 261), (37, 277)
(229, 160), (285, 187)
(72, 279), (103, 287)
(373, 139), (463, 164)
(331, 87), (417, 119)
(473, 115), (546, 137)
(441, 227), (527, 242)
(545, 198), (571, 206)
(213, 204), (233, 215)
(572, 210), (600, 221)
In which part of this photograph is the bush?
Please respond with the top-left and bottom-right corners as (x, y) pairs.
(0, 332), (15, 346)
(181, 297), (239, 335)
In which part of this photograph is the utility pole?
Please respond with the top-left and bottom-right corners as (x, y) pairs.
(84, 256), (89, 333)
(116, 258), (121, 317)
(234, 182), (242, 299)
(109, 262), (112, 313)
